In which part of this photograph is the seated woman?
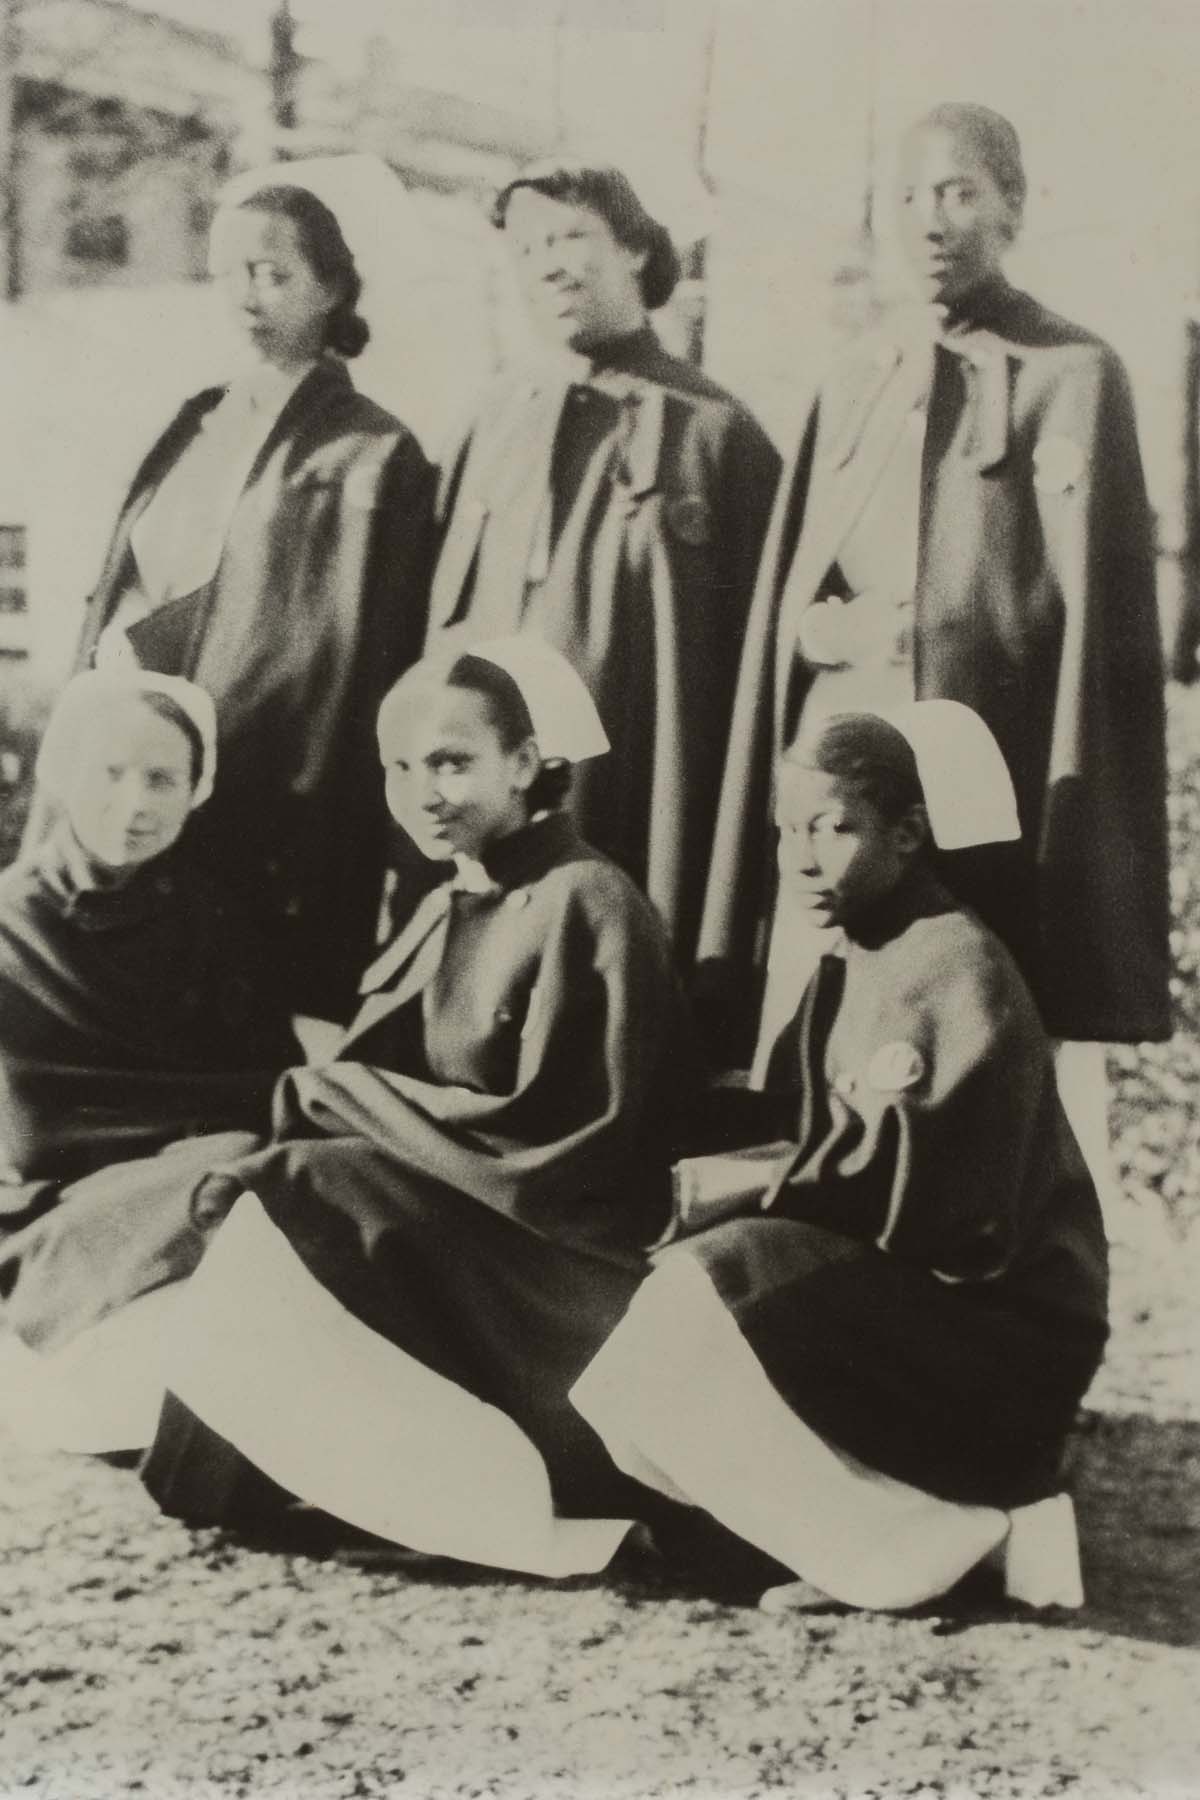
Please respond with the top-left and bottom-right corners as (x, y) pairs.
(0, 671), (296, 1440)
(138, 638), (695, 1578)
(572, 703), (1108, 1612)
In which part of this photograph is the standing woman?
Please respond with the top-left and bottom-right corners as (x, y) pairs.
(701, 105), (1170, 1123)
(428, 160), (781, 969)
(57, 166), (436, 1020)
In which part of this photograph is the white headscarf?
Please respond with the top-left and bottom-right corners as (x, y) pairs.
(37, 670), (218, 810)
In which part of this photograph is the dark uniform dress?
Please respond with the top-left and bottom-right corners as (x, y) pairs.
(574, 870), (1108, 1606)
(140, 813), (696, 1567)
(428, 326), (781, 968)
(61, 359), (436, 1020)
(700, 279), (1170, 1047)
(0, 825), (296, 1353)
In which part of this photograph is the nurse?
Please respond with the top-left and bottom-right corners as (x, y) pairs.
(429, 160), (780, 968)
(576, 703), (1107, 1612)
(700, 104), (1170, 1162)
(137, 639), (696, 1579)
(51, 164), (435, 1019)
(0, 670), (294, 1407)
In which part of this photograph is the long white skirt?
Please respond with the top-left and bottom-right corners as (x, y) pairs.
(153, 1194), (633, 1579)
(571, 1250), (1083, 1611)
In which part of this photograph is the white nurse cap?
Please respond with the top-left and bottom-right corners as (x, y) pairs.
(468, 636), (610, 765)
(885, 699), (1021, 850)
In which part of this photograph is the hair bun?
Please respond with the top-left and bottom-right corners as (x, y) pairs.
(328, 304), (369, 358)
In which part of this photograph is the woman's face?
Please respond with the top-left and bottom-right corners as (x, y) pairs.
(897, 126), (1016, 308)
(64, 703), (196, 872)
(380, 686), (538, 863)
(210, 207), (338, 369)
(504, 188), (647, 353)
(775, 766), (923, 929)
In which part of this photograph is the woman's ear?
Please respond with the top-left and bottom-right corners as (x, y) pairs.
(511, 737), (541, 794)
(320, 272), (346, 317)
(892, 804), (930, 862)
(1000, 198), (1024, 245)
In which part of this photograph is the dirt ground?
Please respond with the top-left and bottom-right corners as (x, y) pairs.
(2, 697), (1200, 1800)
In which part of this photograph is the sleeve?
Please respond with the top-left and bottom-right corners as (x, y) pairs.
(1033, 345), (1171, 1042)
(363, 430), (438, 682)
(234, 879), (693, 1253)
(696, 393), (822, 987)
(714, 409), (782, 628)
(773, 955), (1055, 1283)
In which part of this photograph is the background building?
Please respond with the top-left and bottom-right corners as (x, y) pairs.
(2, 0), (259, 298)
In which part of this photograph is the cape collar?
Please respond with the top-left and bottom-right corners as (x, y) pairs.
(578, 322), (656, 379)
(932, 273), (1021, 341)
(476, 809), (587, 889)
(355, 811), (588, 1002)
(32, 821), (184, 930)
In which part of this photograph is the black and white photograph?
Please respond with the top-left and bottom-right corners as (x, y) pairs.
(0, 2), (1196, 1795)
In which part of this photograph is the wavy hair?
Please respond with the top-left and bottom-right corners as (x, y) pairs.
(491, 160), (680, 311)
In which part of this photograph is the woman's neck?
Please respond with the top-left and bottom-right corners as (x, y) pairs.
(238, 351), (320, 395)
(842, 861), (955, 951)
(934, 270), (1010, 336)
(583, 317), (651, 371)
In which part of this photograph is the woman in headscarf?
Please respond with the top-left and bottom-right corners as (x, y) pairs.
(51, 163), (436, 1020)
(575, 703), (1108, 1613)
(137, 639), (696, 1579)
(0, 668), (296, 1360)
(700, 104), (1170, 1139)
(428, 160), (781, 970)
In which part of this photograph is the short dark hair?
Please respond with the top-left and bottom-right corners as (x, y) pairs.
(913, 102), (1027, 215)
(784, 712), (926, 827)
(231, 184), (369, 357)
(491, 160), (680, 311)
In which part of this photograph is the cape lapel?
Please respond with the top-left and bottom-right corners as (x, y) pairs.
(82, 364), (346, 669)
(81, 389), (225, 656)
(771, 336), (933, 741)
(536, 378), (667, 652)
(428, 372), (574, 633)
(950, 331), (1011, 472)
(236, 359), (345, 493)
(341, 884), (456, 1049)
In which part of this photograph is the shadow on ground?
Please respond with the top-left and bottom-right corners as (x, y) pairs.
(1064, 1408), (1200, 1648)
(224, 1403), (1200, 1653)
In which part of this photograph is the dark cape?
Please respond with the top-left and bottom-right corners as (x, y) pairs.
(142, 813), (697, 1521)
(0, 827), (296, 1349)
(60, 359), (436, 1019)
(427, 326), (781, 969)
(699, 281), (1170, 1044)
(672, 871), (1108, 1508)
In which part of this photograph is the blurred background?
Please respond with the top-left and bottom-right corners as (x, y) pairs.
(2, 0), (1200, 850)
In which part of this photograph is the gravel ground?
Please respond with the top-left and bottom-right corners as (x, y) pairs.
(2, 699), (1199, 1800)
